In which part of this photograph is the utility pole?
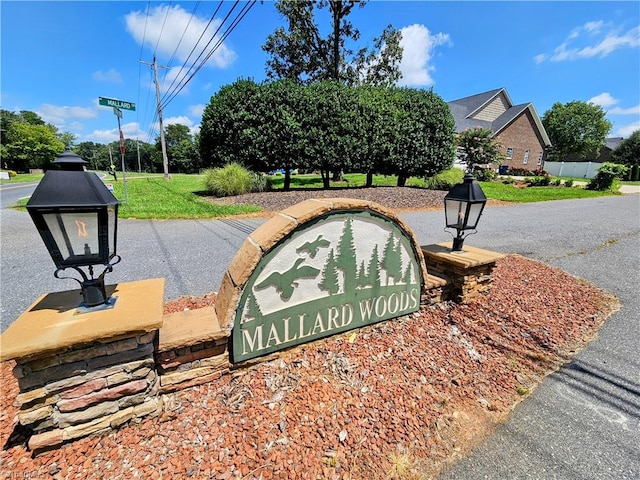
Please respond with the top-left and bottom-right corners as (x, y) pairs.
(141, 56), (170, 181)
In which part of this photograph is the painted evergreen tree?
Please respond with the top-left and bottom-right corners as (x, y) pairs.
(319, 248), (340, 295)
(367, 244), (381, 288)
(337, 218), (358, 292)
(243, 293), (263, 323)
(382, 232), (403, 285)
(357, 260), (367, 288)
(402, 261), (413, 285)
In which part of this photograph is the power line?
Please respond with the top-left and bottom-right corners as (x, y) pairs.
(160, 1), (256, 110)
(159, 1), (237, 108)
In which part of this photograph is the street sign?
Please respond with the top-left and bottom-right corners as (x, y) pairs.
(99, 97), (135, 111)
(113, 106), (122, 118)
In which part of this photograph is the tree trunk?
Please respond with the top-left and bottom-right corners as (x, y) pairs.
(332, 170), (343, 181)
(284, 170), (291, 191)
(321, 169), (331, 189)
(397, 174), (407, 187)
(366, 171), (373, 187)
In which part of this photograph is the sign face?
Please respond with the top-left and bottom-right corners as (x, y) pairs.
(113, 106), (122, 118)
(99, 97), (135, 111)
(231, 211), (422, 362)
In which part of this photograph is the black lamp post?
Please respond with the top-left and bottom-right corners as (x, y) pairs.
(444, 172), (487, 252)
(26, 148), (121, 308)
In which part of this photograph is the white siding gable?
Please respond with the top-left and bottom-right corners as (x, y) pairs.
(472, 93), (509, 122)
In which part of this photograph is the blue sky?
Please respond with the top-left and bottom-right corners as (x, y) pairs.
(1, 1), (638, 145)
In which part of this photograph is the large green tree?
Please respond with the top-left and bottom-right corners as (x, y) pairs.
(542, 101), (612, 161)
(257, 80), (308, 190)
(381, 87), (456, 186)
(263, 0), (403, 86)
(3, 122), (64, 171)
(611, 130), (640, 181)
(199, 78), (264, 169)
(156, 124), (200, 173)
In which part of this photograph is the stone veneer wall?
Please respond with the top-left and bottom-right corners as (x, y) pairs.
(422, 244), (505, 303)
(156, 339), (229, 393)
(155, 307), (230, 393)
(14, 331), (161, 452)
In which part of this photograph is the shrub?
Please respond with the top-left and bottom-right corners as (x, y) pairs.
(8, 170), (17, 177)
(424, 168), (464, 190)
(251, 172), (273, 192)
(473, 167), (496, 181)
(502, 177), (514, 184)
(552, 178), (562, 186)
(203, 162), (254, 197)
(527, 176), (551, 187)
(565, 179), (574, 187)
(587, 162), (628, 192)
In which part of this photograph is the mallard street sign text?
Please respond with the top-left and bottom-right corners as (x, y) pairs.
(99, 97), (135, 111)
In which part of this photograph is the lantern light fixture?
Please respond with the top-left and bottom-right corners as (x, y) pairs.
(444, 172), (487, 252)
(26, 148), (121, 308)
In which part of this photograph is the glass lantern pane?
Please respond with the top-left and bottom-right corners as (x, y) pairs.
(445, 199), (466, 228)
(466, 203), (485, 229)
(43, 212), (100, 263)
(107, 205), (117, 258)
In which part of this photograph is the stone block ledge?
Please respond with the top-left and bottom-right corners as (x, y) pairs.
(0, 278), (165, 362)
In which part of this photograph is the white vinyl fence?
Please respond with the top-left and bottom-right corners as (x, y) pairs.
(544, 161), (602, 179)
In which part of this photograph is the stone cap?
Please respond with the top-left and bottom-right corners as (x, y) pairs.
(422, 243), (506, 269)
(158, 306), (227, 352)
(0, 278), (165, 362)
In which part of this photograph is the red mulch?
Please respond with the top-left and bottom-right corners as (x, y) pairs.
(0, 255), (617, 479)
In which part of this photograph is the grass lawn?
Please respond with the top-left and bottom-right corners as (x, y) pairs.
(479, 181), (613, 202)
(110, 175), (261, 219)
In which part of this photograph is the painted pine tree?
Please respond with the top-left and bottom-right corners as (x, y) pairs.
(367, 244), (381, 288)
(319, 248), (340, 295)
(382, 232), (403, 285)
(243, 293), (263, 323)
(337, 218), (358, 292)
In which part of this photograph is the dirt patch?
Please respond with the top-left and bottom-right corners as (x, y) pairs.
(0, 255), (617, 479)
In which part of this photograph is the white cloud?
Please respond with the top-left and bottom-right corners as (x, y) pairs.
(588, 92), (618, 108)
(90, 122), (142, 143)
(397, 24), (451, 87)
(92, 68), (122, 83)
(534, 22), (639, 63)
(125, 5), (236, 69)
(615, 120), (640, 137)
(164, 115), (194, 127)
(36, 104), (98, 133)
(609, 105), (640, 115)
(189, 104), (205, 118)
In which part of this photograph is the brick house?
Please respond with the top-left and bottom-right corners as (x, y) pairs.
(448, 88), (551, 172)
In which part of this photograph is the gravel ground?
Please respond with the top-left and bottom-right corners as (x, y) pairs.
(0, 255), (617, 479)
(207, 187), (451, 214)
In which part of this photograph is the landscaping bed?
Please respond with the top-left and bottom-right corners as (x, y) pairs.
(0, 255), (617, 479)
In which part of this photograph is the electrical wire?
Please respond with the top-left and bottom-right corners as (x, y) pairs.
(159, 1), (236, 108)
(160, 0), (256, 110)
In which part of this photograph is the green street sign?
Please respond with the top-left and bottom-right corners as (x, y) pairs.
(99, 97), (135, 111)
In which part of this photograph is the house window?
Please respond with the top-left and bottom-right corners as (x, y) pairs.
(523, 150), (530, 164)
(537, 151), (543, 165)
(506, 147), (513, 159)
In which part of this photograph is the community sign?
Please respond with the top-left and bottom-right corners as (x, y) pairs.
(231, 210), (423, 362)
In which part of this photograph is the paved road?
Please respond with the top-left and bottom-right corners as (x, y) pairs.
(1, 189), (639, 479)
(431, 195), (640, 479)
